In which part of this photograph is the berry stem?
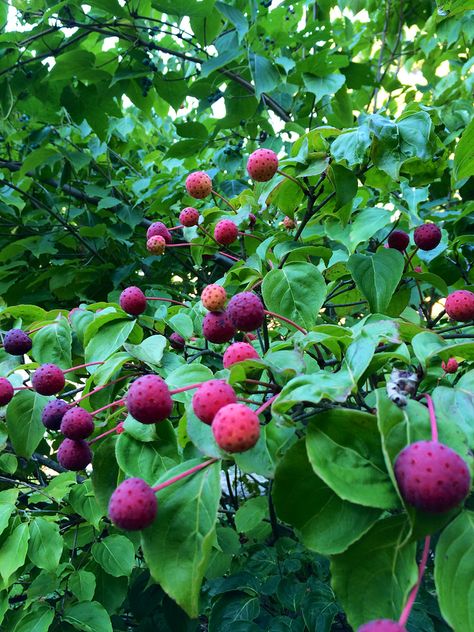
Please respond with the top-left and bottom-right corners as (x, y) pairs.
(255, 393), (279, 415)
(211, 190), (237, 214)
(146, 296), (188, 307)
(13, 386), (30, 391)
(168, 225), (184, 231)
(276, 169), (309, 195)
(404, 246), (419, 269)
(264, 310), (307, 334)
(218, 251), (240, 262)
(71, 375), (131, 406)
(198, 225), (220, 246)
(27, 324), (53, 335)
(169, 382), (203, 395)
(152, 458), (218, 492)
(88, 421), (124, 445)
(245, 379), (279, 391)
(398, 536), (431, 626)
(63, 361), (104, 374)
(238, 231), (263, 241)
(422, 393), (438, 442)
(91, 398), (125, 416)
(166, 242), (219, 250)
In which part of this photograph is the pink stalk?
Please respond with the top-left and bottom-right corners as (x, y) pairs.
(422, 393), (438, 443)
(152, 458), (218, 492)
(14, 386), (30, 391)
(146, 296), (188, 307)
(71, 375), (131, 406)
(91, 398), (125, 416)
(168, 225), (184, 231)
(27, 324), (53, 335)
(245, 379), (279, 391)
(211, 190), (237, 214)
(169, 382), (203, 395)
(218, 251), (240, 262)
(264, 310), (307, 334)
(276, 169), (309, 194)
(88, 421), (124, 445)
(63, 361), (104, 374)
(238, 231), (263, 241)
(398, 536), (431, 626)
(255, 393), (279, 415)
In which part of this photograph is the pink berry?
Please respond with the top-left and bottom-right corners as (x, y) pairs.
(283, 216), (295, 230)
(442, 358), (458, 374)
(387, 230), (409, 252)
(41, 399), (69, 430)
(214, 219), (238, 245)
(169, 332), (185, 350)
(179, 207), (200, 227)
(394, 440), (471, 513)
(212, 403), (260, 453)
(57, 439), (92, 471)
(185, 171), (212, 199)
(413, 224), (441, 251)
(60, 406), (94, 440)
(358, 621), (407, 632)
(3, 329), (32, 355)
(146, 235), (166, 255)
(227, 292), (265, 332)
(445, 290), (474, 322)
(248, 213), (256, 229)
(202, 311), (235, 344)
(31, 364), (65, 396)
(126, 374), (173, 424)
(192, 379), (237, 425)
(119, 286), (147, 316)
(146, 222), (172, 244)
(201, 284), (227, 312)
(223, 342), (260, 369)
(414, 266), (422, 273)
(247, 149), (279, 182)
(0, 378), (14, 406)
(245, 333), (257, 341)
(108, 478), (157, 531)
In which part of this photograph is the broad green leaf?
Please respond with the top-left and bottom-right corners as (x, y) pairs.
(168, 313), (194, 339)
(27, 518), (62, 572)
(91, 437), (120, 513)
(31, 317), (72, 369)
(331, 124), (371, 166)
(69, 570), (96, 602)
(64, 601), (112, 632)
(0, 489), (19, 536)
(85, 319), (136, 367)
(14, 605), (55, 632)
(115, 433), (177, 485)
(412, 331), (474, 366)
(216, 2), (248, 42)
(167, 364), (214, 403)
(235, 496), (267, 533)
(249, 53), (280, 99)
(0, 523), (30, 585)
(6, 390), (49, 459)
(124, 334), (166, 368)
(209, 592), (260, 631)
(303, 73), (345, 102)
(454, 116), (474, 181)
(68, 480), (104, 529)
(92, 535), (135, 577)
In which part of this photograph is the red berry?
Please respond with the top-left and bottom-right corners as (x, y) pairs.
(146, 235), (166, 255)
(60, 406), (94, 440)
(394, 440), (471, 513)
(41, 399), (69, 430)
(108, 478), (157, 531)
(214, 219), (238, 245)
(57, 439), (92, 471)
(442, 358), (458, 374)
(245, 333), (257, 341)
(179, 207), (200, 227)
(119, 286), (147, 316)
(247, 149), (279, 182)
(201, 284), (227, 312)
(116, 421), (125, 434)
(126, 374), (173, 424)
(358, 621), (407, 632)
(202, 311), (235, 344)
(192, 379), (237, 425)
(227, 292), (265, 332)
(283, 216), (295, 230)
(445, 290), (474, 322)
(248, 213), (256, 229)
(0, 378), (14, 406)
(3, 329), (32, 355)
(414, 266), (422, 273)
(169, 332), (185, 350)
(31, 364), (65, 396)
(387, 230), (409, 252)
(413, 224), (441, 251)
(223, 342), (260, 369)
(146, 222), (172, 244)
(212, 403), (260, 453)
(185, 171), (212, 199)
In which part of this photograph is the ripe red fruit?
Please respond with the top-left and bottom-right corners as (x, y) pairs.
(247, 149), (279, 182)
(57, 439), (92, 471)
(31, 363), (65, 396)
(227, 292), (265, 332)
(394, 440), (471, 513)
(3, 329), (32, 355)
(212, 403), (260, 453)
(202, 311), (235, 344)
(201, 284), (227, 312)
(146, 222), (172, 244)
(387, 230), (409, 252)
(413, 224), (441, 251)
(119, 286), (147, 316)
(126, 374), (173, 424)
(60, 406), (94, 440)
(357, 620), (407, 632)
(192, 379), (237, 424)
(442, 358), (458, 374)
(41, 399), (69, 430)
(0, 378), (14, 406)
(214, 219), (238, 245)
(179, 207), (200, 227)
(185, 171), (212, 199)
(445, 289), (474, 322)
(169, 332), (185, 350)
(248, 213), (257, 229)
(223, 342), (260, 369)
(108, 478), (157, 531)
(414, 266), (422, 273)
(283, 216), (295, 230)
(146, 235), (166, 255)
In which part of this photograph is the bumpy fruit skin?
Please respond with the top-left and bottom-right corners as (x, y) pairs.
(413, 224), (441, 251)
(32, 363), (65, 396)
(41, 399), (69, 430)
(60, 406), (94, 440)
(57, 439), (92, 471)
(192, 379), (237, 424)
(179, 207), (199, 227)
(126, 374), (173, 424)
(201, 284), (227, 312)
(445, 290), (474, 322)
(120, 286), (147, 316)
(387, 230), (409, 252)
(146, 221), (172, 244)
(394, 440), (471, 513)
(358, 620), (407, 632)
(0, 378), (14, 406)
(202, 311), (235, 344)
(146, 235), (166, 255)
(185, 171), (212, 199)
(212, 403), (260, 453)
(227, 292), (265, 332)
(442, 358), (458, 374)
(3, 329), (32, 355)
(214, 219), (238, 245)
(283, 216), (295, 230)
(169, 332), (185, 350)
(223, 342), (260, 369)
(247, 149), (279, 182)
(108, 478), (157, 531)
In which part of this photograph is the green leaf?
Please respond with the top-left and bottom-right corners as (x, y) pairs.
(216, 2), (248, 42)
(92, 535), (135, 577)
(14, 605), (55, 632)
(6, 390), (49, 459)
(331, 124), (372, 167)
(124, 335), (166, 368)
(31, 317), (72, 369)
(168, 312), (194, 339)
(249, 53), (280, 99)
(115, 433), (177, 485)
(347, 249), (404, 314)
(91, 437), (120, 513)
(68, 480), (104, 529)
(0, 523), (30, 585)
(0, 489), (19, 537)
(303, 73), (345, 102)
(235, 496), (267, 533)
(167, 364), (214, 404)
(141, 459), (221, 617)
(209, 593), (260, 631)
(85, 319), (136, 367)
(27, 518), (62, 572)
(64, 601), (112, 632)
(69, 570), (96, 602)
